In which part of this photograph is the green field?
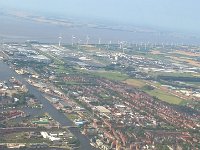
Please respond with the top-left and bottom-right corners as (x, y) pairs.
(92, 71), (129, 81)
(56, 65), (67, 73)
(56, 65), (77, 74)
(0, 132), (49, 143)
(124, 79), (184, 105)
(124, 79), (146, 88)
(144, 88), (184, 105)
(151, 72), (195, 78)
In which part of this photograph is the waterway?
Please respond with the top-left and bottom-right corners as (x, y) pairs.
(0, 60), (98, 150)
(1, 14), (199, 45)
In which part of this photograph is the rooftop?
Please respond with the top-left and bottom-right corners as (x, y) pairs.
(96, 106), (111, 113)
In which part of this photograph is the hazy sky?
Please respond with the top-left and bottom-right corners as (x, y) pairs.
(0, 0), (200, 33)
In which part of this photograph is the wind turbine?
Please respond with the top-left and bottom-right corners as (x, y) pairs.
(144, 43), (147, 50)
(98, 38), (101, 45)
(162, 42), (165, 48)
(71, 35), (76, 46)
(98, 38), (101, 50)
(78, 39), (82, 50)
(140, 42), (143, 47)
(117, 41), (120, 48)
(86, 35), (89, 45)
(119, 41), (126, 53)
(58, 35), (62, 47)
(108, 40), (112, 49)
(119, 41), (123, 50)
(135, 43), (138, 48)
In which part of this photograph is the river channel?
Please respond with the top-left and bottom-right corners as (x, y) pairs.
(0, 60), (98, 150)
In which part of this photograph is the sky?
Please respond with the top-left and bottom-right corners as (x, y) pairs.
(0, 0), (200, 33)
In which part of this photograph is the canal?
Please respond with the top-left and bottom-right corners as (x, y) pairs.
(0, 61), (98, 150)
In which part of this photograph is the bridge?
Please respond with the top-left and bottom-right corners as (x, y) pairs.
(0, 126), (78, 134)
